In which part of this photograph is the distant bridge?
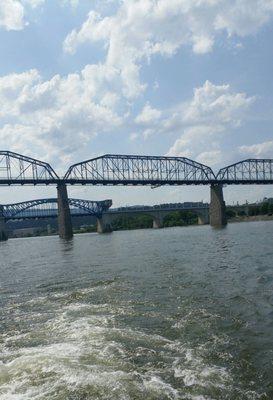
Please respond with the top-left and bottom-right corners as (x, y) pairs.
(1, 198), (112, 220)
(2, 200), (209, 235)
(105, 202), (209, 229)
(0, 150), (273, 239)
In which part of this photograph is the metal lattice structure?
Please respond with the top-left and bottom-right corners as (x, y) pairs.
(217, 159), (273, 184)
(0, 151), (273, 186)
(2, 198), (112, 220)
(0, 151), (59, 184)
(64, 154), (215, 185)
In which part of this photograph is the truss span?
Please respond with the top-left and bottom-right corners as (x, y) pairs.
(217, 159), (273, 184)
(1, 198), (112, 220)
(64, 154), (215, 185)
(0, 151), (59, 185)
(0, 151), (273, 186)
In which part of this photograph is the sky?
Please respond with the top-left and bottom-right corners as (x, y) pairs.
(1, 0), (273, 206)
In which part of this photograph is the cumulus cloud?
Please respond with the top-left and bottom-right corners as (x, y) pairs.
(0, 67), (122, 163)
(63, 0), (273, 98)
(239, 141), (273, 159)
(0, 0), (25, 31)
(0, 0), (48, 31)
(23, 0), (45, 8)
(135, 102), (161, 124)
(135, 81), (254, 166)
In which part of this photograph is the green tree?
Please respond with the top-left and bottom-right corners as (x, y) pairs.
(261, 202), (269, 215)
(226, 209), (236, 219)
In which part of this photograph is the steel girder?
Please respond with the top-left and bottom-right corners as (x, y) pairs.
(0, 151), (59, 184)
(2, 198), (112, 220)
(64, 154), (215, 185)
(217, 159), (273, 184)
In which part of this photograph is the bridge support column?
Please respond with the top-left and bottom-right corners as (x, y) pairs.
(198, 210), (209, 225)
(97, 214), (113, 234)
(0, 215), (8, 241)
(57, 182), (73, 239)
(152, 215), (164, 229)
(210, 184), (227, 227)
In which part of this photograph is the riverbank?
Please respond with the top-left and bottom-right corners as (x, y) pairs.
(229, 214), (273, 223)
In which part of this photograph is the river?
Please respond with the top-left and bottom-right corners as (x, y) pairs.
(0, 221), (273, 399)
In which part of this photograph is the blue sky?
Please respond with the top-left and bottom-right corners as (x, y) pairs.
(1, 0), (273, 206)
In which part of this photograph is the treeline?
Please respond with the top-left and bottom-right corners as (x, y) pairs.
(226, 202), (273, 218)
(111, 211), (198, 231)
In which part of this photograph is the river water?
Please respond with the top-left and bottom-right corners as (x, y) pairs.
(0, 222), (273, 399)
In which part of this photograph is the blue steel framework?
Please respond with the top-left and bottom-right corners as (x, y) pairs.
(216, 159), (273, 184)
(0, 151), (59, 184)
(0, 151), (272, 185)
(1, 198), (112, 220)
(64, 154), (215, 185)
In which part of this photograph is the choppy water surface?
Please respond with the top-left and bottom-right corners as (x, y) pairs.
(1, 222), (273, 399)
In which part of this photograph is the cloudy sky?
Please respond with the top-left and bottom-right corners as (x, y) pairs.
(1, 0), (273, 205)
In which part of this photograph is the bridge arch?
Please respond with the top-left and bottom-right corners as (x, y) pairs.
(2, 198), (112, 221)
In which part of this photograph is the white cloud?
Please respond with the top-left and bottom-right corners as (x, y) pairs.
(0, 0), (25, 31)
(0, 0), (48, 31)
(192, 35), (214, 54)
(196, 150), (222, 166)
(182, 80), (254, 124)
(239, 141), (273, 158)
(0, 67), (122, 164)
(63, 0), (273, 98)
(135, 102), (161, 124)
(129, 132), (139, 141)
(135, 81), (254, 166)
(23, 0), (45, 8)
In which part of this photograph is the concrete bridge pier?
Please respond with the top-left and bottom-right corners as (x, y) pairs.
(210, 184), (227, 227)
(57, 182), (73, 239)
(197, 209), (210, 225)
(97, 214), (113, 234)
(0, 213), (8, 241)
(152, 214), (164, 229)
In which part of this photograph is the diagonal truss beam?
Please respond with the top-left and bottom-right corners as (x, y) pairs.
(64, 154), (215, 185)
(0, 151), (59, 184)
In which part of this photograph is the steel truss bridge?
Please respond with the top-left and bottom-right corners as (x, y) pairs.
(0, 151), (273, 185)
(0, 198), (112, 221)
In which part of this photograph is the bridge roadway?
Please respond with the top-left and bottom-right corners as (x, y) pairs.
(0, 151), (273, 239)
(0, 200), (209, 239)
